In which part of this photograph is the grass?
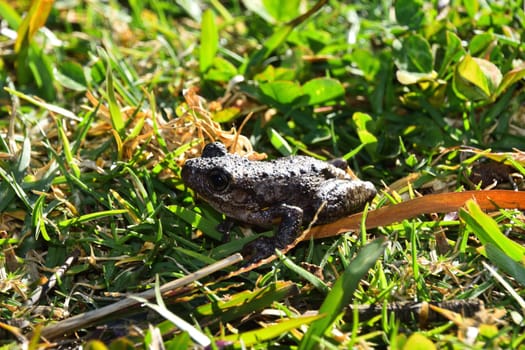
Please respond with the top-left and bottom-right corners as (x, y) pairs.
(1, 0), (525, 348)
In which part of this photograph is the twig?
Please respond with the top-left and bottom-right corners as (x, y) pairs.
(36, 253), (243, 340)
(6, 78), (19, 155)
(26, 250), (80, 307)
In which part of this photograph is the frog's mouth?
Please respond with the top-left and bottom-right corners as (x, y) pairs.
(180, 164), (190, 183)
(181, 163), (204, 194)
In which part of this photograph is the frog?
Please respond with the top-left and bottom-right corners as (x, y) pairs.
(181, 142), (377, 263)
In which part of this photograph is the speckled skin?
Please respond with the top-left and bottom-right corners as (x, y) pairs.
(181, 142), (377, 262)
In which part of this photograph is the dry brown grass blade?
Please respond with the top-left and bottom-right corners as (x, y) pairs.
(36, 253), (243, 340)
(307, 190), (525, 239)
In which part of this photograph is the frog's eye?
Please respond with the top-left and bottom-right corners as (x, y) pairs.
(208, 168), (230, 192)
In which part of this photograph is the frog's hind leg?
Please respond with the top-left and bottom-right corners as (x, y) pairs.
(315, 179), (377, 223)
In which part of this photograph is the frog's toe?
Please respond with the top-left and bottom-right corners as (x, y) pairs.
(216, 220), (235, 243)
(242, 237), (276, 264)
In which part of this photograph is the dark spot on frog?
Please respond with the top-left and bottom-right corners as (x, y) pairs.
(181, 142), (377, 263)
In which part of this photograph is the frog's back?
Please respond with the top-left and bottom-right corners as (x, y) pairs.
(230, 156), (350, 207)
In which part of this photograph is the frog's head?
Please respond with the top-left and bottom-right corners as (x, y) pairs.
(181, 142), (253, 209)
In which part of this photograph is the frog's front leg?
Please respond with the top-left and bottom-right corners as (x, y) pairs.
(242, 204), (303, 263)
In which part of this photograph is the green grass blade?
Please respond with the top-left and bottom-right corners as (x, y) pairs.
(299, 238), (386, 350)
(486, 243), (525, 286)
(276, 250), (329, 294)
(71, 106), (98, 155)
(44, 142), (109, 207)
(460, 199), (525, 261)
(55, 117), (80, 177)
(268, 128), (293, 156)
(199, 9), (218, 73)
(131, 279), (211, 347)
(172, 246), (216, 265)
(4, 87), (80, 121)
(14, 0), (54, 53)
(32, 194), (50, 241)
(209, 0), (233, 22)
(245, 25), (293, 75)
(0, 181), (15, 212)
(27, 45), (56, 101)
(197, 281), (299, 323)
(166, 205), (222, 240)
(0, 165), (32, 210)
(0, 0), (22, 28)
(482, 261), (525, 311)
(124, 166), (156, 216)
(221, 314), (324, 347)
(15, 136), (31, 179)
(106, 64), (125, 133)
(58, 209), (128, 228)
